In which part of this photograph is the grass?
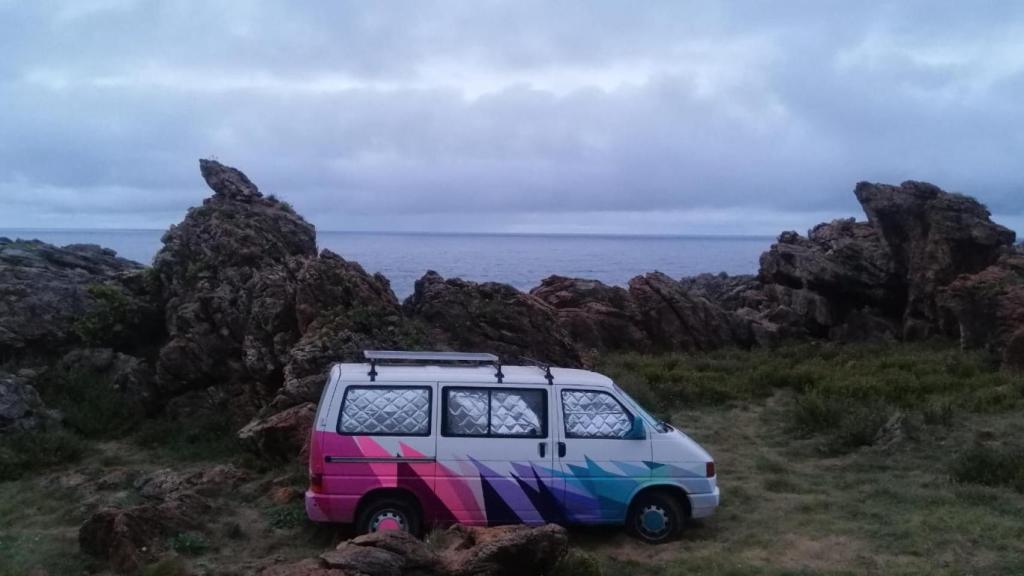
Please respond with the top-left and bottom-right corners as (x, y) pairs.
(2, 340), (1024, 575)
(578, 340), (1024, 575)
(32, 366), (143, 438)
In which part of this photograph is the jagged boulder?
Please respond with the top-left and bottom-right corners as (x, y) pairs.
(275, 251), (412, 407)
(238, 402), (316, 462)
(0, 239), (150, 357)
(313, 524), (568, 576)
(855, 181), (1016, 338)
(154, 159), (317, 418)
(938, 250), (1024, 370)
(678, 273), (760, 312)
(627, 272), (746, 351)
(438, 524), (568, 576)
(530, 275), (650, 354)
(404, 271), (582, 367)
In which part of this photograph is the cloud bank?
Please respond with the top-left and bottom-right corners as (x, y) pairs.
(1, 1), (1022, 235)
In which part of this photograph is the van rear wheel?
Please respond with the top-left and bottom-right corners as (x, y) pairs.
(626, 491), (686, 544)
(356, 497), (421, 537)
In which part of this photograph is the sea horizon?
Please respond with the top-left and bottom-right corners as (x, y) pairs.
(0, 227), (774, 298)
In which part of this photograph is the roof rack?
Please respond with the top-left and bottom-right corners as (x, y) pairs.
(521, 357), (555, 385)
(363, 350), (504, 383)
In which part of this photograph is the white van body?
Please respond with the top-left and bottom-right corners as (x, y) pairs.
(305, 351), (718, 542)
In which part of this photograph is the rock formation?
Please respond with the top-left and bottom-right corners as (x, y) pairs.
(0, 372), (59, 433)
(939, 248), (1024, 370)
(153, 159), (317, 418)
(855, 181), (1016, 338)
(262, 523), (569, 576)
(0, 239), (153, 357)
(404, 271), (582, 367)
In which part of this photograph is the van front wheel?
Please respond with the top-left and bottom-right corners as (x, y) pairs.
(356, 497), (421, 537)
(626, 491), (686, 544)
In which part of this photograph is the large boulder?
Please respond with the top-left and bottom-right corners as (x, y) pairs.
(275, 251), (412, 407)
(437, 523), (568, 576)
(530, 275), (650, 354)
(237, 402), (316, 462)
(404, 271), (582, 367)
(154, 160), (317, 418)
(678, 272), (760, 312)
(855, 181), (1016, 338)
(314, 524), (568, 576)
(627, 272), (747, 351)
(938, 250), (1024, 370)
(0, 239), (151, 357)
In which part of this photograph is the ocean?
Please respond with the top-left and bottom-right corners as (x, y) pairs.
(0, 229), (773, 299)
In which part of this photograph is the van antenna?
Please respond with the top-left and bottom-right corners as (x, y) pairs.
(522, 357), (554, 385)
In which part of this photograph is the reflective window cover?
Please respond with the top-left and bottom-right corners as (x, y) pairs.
(562, 390), (632, 438)
(491, 390), (544, 437)
(444, 388), (545, 437)
(340, 387), (430, 435)
(445, 389), (489, 435)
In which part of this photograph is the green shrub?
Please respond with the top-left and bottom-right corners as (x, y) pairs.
(73, 284), (148, 349)
(169, 532), (209, 556)
(33, 367), (142, 438)
(132, 412), (240, 462)
(950, 445), (1024, 493)
(0, 430), (86, 480)
(265, 504), (307, 529)
(142, 556), (191, 576)
(550, 548), (603, 576)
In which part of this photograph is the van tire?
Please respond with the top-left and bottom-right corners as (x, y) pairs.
(626, 490), (686, 544)
(355, 496), (422, 537)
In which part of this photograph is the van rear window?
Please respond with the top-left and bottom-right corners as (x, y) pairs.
(338, 386), (431, 436)
(442, 387), (546, 438)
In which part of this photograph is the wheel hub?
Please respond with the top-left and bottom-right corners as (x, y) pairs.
(370, 510), (406, 532)
(638, 504), (670, 538)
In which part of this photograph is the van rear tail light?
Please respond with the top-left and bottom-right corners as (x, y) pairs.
(310, 472), (323, 492)
(706, 462), (716, 478)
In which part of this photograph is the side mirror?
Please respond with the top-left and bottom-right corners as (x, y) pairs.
(625, 415), (647, 440)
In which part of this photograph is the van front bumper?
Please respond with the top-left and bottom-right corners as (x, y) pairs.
(688, 486), (720, 519)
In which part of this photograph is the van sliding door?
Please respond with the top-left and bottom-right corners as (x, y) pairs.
(434, 384), (556, 526)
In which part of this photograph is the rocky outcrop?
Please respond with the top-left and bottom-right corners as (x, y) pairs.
(0, 372), (58, 433)
(531, 276), (650, 353)
(238, 402), (316, 462)
(629, 272), (750, 350)
(855, 181), (1016, 338)
(305, 524), (567, 576)
(79, 492), (210, 574)
(437, 523), (569, 576)
(276, 251), (409, 407)
(404, 271), (582, 367)
(678, 273), (760, 312)
(938, 250), (1024, 370)
(0, 239), (152, 357)
(154, 159), (317, 418)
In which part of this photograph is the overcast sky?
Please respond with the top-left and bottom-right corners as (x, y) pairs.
(1, 1), (1023, 236)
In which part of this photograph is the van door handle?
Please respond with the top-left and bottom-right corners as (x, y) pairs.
(557, 442), (567, 458)
(538, 442), (546, 458)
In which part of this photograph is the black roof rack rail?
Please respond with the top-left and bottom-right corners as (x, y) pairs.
(363, 350), (503, 383)
(521, 357), (554, 385)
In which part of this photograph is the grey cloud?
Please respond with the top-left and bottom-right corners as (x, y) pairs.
(0, 0), (1022, 233)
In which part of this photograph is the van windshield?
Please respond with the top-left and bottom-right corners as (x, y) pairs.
(613, 384), (668, 433)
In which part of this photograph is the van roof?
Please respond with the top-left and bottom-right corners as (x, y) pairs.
(334, 363), (615, 388)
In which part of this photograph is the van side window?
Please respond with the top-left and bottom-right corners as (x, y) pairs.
(561, 390), (632, 439)
(338, 386), (431, 436)
(443, 387), (546, 438)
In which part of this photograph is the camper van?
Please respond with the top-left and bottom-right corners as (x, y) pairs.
(305, 351), (718, 543)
